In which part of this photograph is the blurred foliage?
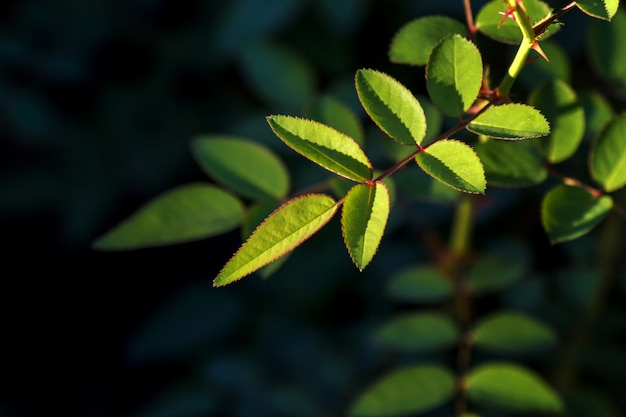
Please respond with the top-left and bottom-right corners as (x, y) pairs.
(2, 0), (626, 417)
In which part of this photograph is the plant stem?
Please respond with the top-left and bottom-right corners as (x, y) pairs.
(463, 0), (477, 41)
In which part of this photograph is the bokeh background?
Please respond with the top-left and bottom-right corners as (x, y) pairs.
(2, 0), (625, 416)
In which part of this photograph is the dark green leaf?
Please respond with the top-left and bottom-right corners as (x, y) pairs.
(467, 362), (563, 413)
(468, 104), (550, 140)
(267, 115), (372, 182)
(375, 312), (458, 353)
(394, 168), (461, 203)
(541, 184), (613, 244)
(590, 113), (626, 192)
(529, 80), (585, 163)
(580, 90), (615, 140)
(342, 182), (390, 270)
(426, 34), (483, 118)
(94, 184), (244, 250)
(386, 265), (453, 303)
(475, 138), (547, 187)
(389, 16), (467, 66)
(519, 41), (571, 89)
(214, 194), (338, 286)
(416, 140), (486, 194)
(587, 9), (626, 86)
(469, 254), (526, 295)
(356, 69), (427, 145)
(350, 365), (455, 416)
(472, 311), (557, 354)
(192, 137), (289, 200)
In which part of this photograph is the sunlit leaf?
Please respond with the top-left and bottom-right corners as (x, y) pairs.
(214, 194), (338, 286)
(541, 185), (613, 244)
(587, 8), (626, 86)
(590, 113), (626, 192)
(469, 253), (526, 295)
(386, 265), (453, 303)
(350, 365), (455, 416)
(476, 0), (559, 44)
(94, 184), (244, 250)
(356, 69), (427, 145)
(239, 42), (314, 112)
(472, 311), (557, 354)
(375, 312), (458, 353)
(342, 182), (390, 270)
(529, 80), (585, 163)
(192, 137), (289, 200)
(267, 115), (372, 182)
(576, 0), (619, 20)
(467, 363), (563, 413)
(468, 104), (550, 140)
(475, 138), (547, 187)
(426, 34), (483, 117)
(389, 16), (467, 66)
(310, 95), (365, 146)
(416, 140), (486, 194)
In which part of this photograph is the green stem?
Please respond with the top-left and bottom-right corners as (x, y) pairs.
(450, 195), (474, 257)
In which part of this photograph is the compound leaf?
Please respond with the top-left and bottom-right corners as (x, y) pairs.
(350, 365), (455, 416)
(468, 104), (550, 140)
(529, 80), (585, 163)
(192, 137), (289, 200)
(475, 139), (547, 187)
(342, 182), (390, 270)
(386, 265), (453, 303)
(426, 34), (483, 118)
(590, 113), (626, 192)
(214, 194), (338, 286)
(467, 363), (563, 413)
(389, 16), (467, 66)
(375, 312), (458, 353)
(416, 140), (486, 194)
(576, 0), (619, 20)
(356, 69), (427, 145)
(473, 311), (557, 354)
(267, 115), (372, 182)
(94, 184), (244, 250)
(541, 185), (613, 244)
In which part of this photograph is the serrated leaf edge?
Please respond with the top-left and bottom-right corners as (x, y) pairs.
(468, 103), (551, 139)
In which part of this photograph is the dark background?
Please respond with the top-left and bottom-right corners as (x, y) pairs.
(2, 1), (624, 416)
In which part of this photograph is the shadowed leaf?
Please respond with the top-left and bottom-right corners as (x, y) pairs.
(376, 312), (458, 353)
(590, 113), (626, 192)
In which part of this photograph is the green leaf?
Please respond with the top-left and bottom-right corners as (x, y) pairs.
(472, 311), (557, 354)
(541, 185), (613, 244)
(192, 137), (289, 200)
(474, 138), (547, 187)
(239, 42), (314, 112)
(590, 113), (626, 192)
(310, 95), (365, 146)
(426, 34), (483, 118)
(341, 182), (390, 270)
(529, 80), (585, 163)
(468, 104), (550, 140)
(355, 69), (427, 145)
(386, 266), (453, 303)
(375, 312), (458, 353)
(576, 0), (619, 20)
(469, 254), (526, 296)
(395, 168), (461, 203)
(350, 365), (455, 416)
(389, 16), (467, 66)
(580, 90), (615, 140)
(476, 0), (559, 44)
(213, 194), (338, 286)
(587, 9), (626, 86)
(416, 140), (486, 194)
(467, 363), (563, 413)
(94, 184), (244, 250)
(267, 115), (372, 182)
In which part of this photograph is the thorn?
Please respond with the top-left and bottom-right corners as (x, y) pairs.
(498, 6), (516, 27)
(531, 41), (549, 61)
